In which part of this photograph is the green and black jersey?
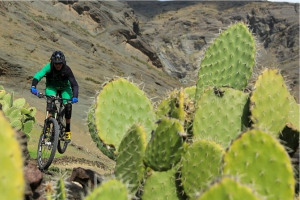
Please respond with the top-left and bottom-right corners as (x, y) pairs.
(32, 63), (79, 98)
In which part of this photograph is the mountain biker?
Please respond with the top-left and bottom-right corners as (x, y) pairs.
(30, 50), (79, 142)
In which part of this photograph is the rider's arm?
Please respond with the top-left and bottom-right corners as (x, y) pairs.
(31, 63), (51, 87)
(66, 66), (79, 98)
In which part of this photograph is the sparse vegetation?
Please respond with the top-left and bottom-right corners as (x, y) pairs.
(85, 77), (102, 85)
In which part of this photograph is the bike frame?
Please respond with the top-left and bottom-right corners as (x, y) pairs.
(37, 93), (72, 170)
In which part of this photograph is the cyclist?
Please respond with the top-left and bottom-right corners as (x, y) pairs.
(30, 50), (79, 142)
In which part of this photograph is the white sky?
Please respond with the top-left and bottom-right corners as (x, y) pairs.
(268, 0), (299, 2)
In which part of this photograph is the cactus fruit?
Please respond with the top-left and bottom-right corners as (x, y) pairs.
(144, 117), (186, 171)
(181, 140), (224, 199)
(84, 179), (129, 200)
(195, 22), (256, 100)
(250, 69), (290, 136)
(93, 77), (156, 151)
(193, 87), (249, 148)
(196, 176), (262, 200)
(0, 112), (25, 200)
(223, 129), (295, 200)
(142, 167), (183, 200)
(115, 124), (147, 195)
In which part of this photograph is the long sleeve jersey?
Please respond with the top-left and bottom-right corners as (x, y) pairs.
(31, 63), (79, 98)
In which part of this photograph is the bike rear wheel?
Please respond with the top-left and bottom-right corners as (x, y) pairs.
(57, 108), (69, 154)
(37, 117), (59, 170)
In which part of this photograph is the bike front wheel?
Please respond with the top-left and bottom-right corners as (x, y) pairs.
(37, 117), (59, 170)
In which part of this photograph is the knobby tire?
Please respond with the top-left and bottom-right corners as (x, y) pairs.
(37, 117), (59, 170)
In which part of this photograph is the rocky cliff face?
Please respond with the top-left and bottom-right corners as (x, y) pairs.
(0, 1), (298, 130)
(128, 1), (299, 101)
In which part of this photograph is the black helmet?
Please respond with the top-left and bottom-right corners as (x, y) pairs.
(51, 51), (65, 64)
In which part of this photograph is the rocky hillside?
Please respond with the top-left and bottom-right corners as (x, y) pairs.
(0, 1), (298, 150)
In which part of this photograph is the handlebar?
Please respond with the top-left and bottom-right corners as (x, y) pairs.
(37, 93), (73, 103)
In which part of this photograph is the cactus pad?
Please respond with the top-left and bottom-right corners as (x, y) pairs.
(85, 179), (129, 200)
(250, 69), (290, 136)
(286, 93), (300, 132)
(196, 177), (262, 200)
(115, 124), (147, 195)
(142, 168), (182, 200)
(193, 87), (249, 148)
(94, 77), (156, 151)
(144, 117), (186, 171)
(87, 104), (116, 160)
(181, 140), (224, 198)
(156, 89), (185, 122)
(0, 112), (25, 200)
(223, 129), (295, 200)
(195, 22), (255, 100)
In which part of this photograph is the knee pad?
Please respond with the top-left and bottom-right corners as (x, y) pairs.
(65, 103), (72, 119)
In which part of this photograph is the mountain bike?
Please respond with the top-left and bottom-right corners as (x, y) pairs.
(36, 93), (72, 170)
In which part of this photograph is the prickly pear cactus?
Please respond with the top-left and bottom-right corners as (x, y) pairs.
(195, 22), (256, 100)
(223, 129), (295, 200)
(87, 104), (116, 160)
(0, 86), (36, 136)
(156, 89), (185, 122)
(196, 177), (262, 200)
(156, 88), (195, 131)
(93, 78), (157, 151)
(84, 179), (129, 200)
(115, 124), (147, 195)
(181, 140), (224, 199)
(286, 93), (300, 132)
(0, 112), (25, 200)
(250, 69), (290, 136)
(193, 87), (249, 148)
(144, 117), (186, 171)
(142, 167), (184, 200)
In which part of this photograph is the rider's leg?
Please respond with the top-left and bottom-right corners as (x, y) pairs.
(61, 87), (73, 141)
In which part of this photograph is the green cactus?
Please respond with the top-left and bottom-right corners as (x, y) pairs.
(0, 86), (36, 136)
(92, 77), (157, 152)
(84, 179), (129, 200)
(144, 117), (187, 171)
(181, 140), (224, 199)
(56, 177), (68, 200)
(195, 22), (256, 100)
(13, 98), (26, 109)
(0, 111), (25, 200)
(156, 88), (195, 132)
(0, 89), (6, 99)
(193, 87), (250, 148)
(286, 93), (300, 132)
(156, 89), (185, 122)
(183, 86), (196, 101)
(250, 69), (290, 136)
(87, 104), (116, 160)
(115, 124), (147, 195)
(142, 167), (184, 200)
(195, 176), (262, 200)
(223, 129), (295, 200)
